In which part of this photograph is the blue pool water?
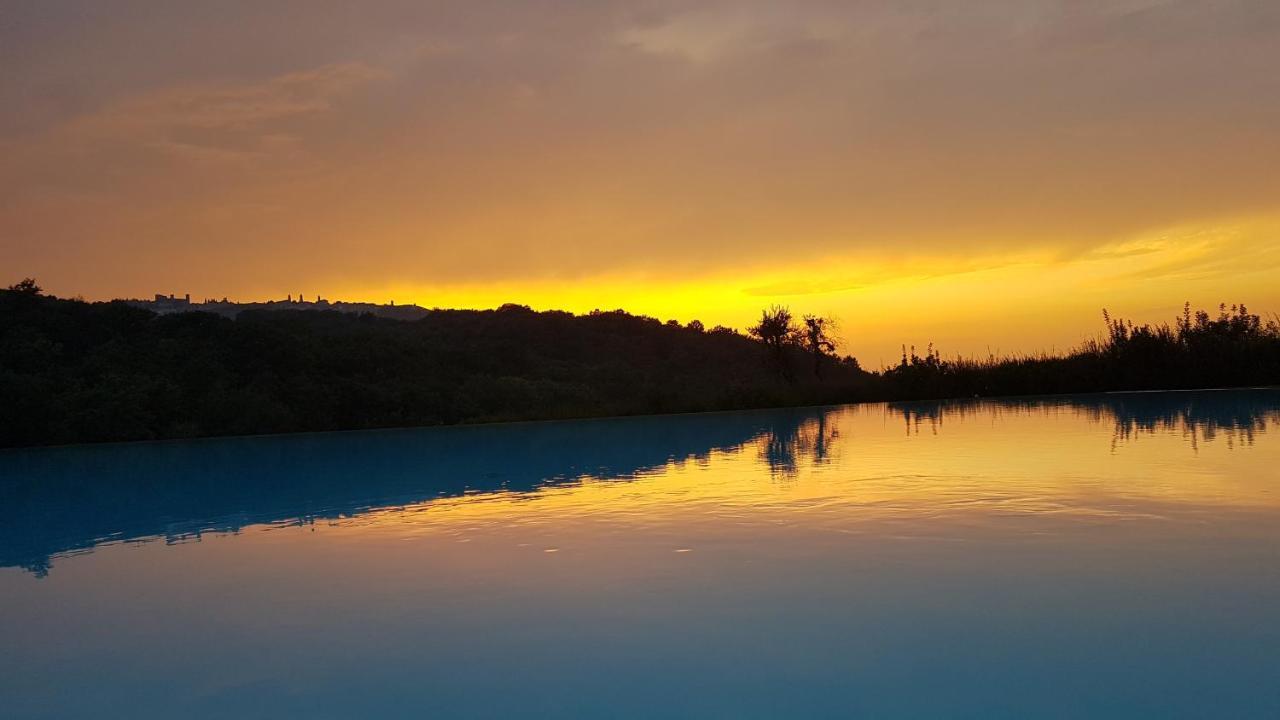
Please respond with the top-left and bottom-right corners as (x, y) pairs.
(2, 390), (1279, 718)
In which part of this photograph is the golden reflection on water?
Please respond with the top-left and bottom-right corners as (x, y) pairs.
(339, 396), (1280, 545)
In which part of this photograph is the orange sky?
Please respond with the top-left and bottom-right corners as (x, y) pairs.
(3, 1), (1279, 363)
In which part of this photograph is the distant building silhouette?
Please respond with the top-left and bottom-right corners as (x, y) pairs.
(149, 293), (191, 312)
(124, 292), (429, 320)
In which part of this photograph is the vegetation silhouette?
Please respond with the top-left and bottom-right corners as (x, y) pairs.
(748, 305), (798, 379)
(802, 314), (840, 380)
(881, 302), (1280, 400)
(2, 277), (1278, 447)
(0, 280), (868, 447)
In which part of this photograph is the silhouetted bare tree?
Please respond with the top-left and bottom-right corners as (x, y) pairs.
(749, 305), (799, 378)
(802, 315), (837, 379)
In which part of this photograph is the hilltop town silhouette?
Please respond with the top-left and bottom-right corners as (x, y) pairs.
(128, 291), (429, 321)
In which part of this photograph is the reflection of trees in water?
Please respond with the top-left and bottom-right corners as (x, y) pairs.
(888, 390), (1280, 451)
(1099, 394), (1274, 452)
(759, 411), (840, 478)
(3, 408), (839, 577)
(897, 403), (947, 436)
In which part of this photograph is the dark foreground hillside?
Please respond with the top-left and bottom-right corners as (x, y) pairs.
(0, 286), (870, 447)
(3, 279), (1278, 448)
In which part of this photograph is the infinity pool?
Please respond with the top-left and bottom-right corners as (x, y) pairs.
(2, 390), (1278, 718)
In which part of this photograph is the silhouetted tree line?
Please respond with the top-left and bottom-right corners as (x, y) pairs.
(2, 278), (1277, 447)
(0, 280), (869, 447)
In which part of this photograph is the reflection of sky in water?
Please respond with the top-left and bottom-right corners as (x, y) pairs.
(2, 390), (1278, 718)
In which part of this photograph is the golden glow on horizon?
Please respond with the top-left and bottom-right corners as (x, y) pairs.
(329, 214), (1280, 363)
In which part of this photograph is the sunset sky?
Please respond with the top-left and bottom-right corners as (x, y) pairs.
(4, 1), (1279, 363)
